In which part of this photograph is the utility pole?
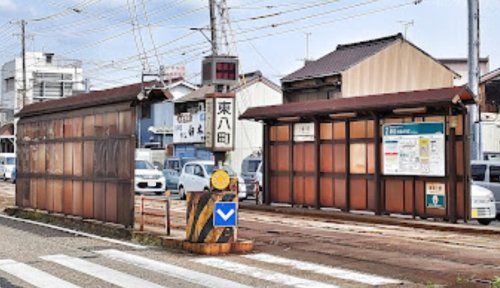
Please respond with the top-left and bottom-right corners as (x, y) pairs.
(209, 0), (218, 56)
(21, 19), (27, 108)
(468, 0), (481, 160)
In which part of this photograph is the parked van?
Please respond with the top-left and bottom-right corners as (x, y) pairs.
(471, 160), (500, 219)
(240, 154), (261, 196)
(470, 184), (497, 225)
(0, 153), (16, 181)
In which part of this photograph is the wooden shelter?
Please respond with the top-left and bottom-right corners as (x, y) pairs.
(240, 86), (475, 222)
(15, 83), (171, 227)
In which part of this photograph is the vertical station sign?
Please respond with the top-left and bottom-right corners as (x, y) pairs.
(205, 94), (236, 152)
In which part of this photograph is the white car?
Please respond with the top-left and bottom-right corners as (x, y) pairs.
(177, 160), (247, 200)
(0, 153), (15, 181)
(471, 184), (497, 225)
(135, 160), (166, 195)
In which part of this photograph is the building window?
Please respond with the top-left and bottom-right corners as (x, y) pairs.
(490, 166), (500, 183)
(4, 77), (14, 92)
(141, 104), (151, 119)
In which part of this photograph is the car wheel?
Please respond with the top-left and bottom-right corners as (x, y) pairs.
(478, 219), (492, 226)
(155, 192), (163, 196)
(203, 187), (210, 193)
(179, 186), (186, 200)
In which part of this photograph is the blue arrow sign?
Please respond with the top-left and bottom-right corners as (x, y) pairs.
(213, 202), (237, 227)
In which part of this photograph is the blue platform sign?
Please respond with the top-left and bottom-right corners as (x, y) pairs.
(214, 202), (238, 227)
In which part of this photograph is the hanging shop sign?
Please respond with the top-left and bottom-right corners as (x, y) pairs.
(383, 122), (445, 176)
(425, 182), (446, 209)
(206, 95), (235, 152)
(293, 123), (315, 142)
(173, 110), (205, 144)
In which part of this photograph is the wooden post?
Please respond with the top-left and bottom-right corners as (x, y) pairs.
(140, 195), (144, 231)
(344, 120), (351, 212)
(373, 115), (382, 215)
(289, 123), (294, 206)
(165, 198), (171, 236)
(314, 118), (321, 209)
(448, 112), (458, 223)
(263, 123), (271, 205)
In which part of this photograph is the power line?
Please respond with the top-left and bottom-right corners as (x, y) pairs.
(140, 0), (162, 69)
(126, 0), (150, 71)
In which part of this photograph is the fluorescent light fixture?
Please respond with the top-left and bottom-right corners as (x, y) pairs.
(393, 107), (427, 114)
(277, 116), (300, 122)
(329, 112), (357, 119)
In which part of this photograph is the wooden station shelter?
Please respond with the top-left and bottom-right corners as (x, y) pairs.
(240, 86), (475, 222)
(15, 83), (171, 227)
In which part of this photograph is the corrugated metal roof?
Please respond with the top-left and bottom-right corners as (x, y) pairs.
(17, 82), (172, 118)
(240, 86), (474, 120)
(281, 34), (403, 83)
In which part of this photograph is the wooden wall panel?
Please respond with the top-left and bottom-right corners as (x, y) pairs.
(304, 176), (316, 206)
(276, 176), (291, 203)
(304, 144), (315, 172)
(334, 179), (346, 208)
(105, 183), (118, 223)
(385, 179), (404, 213)
(320, 177), (334, 207)
(93, 182), (106, 221)
(320, 123), (332, 140)
(53, 179), (63, 213)
(333, 144), (346, 173)
(83, 182), (94, 218)
(367, 180), (376, 211)
(320, 144), (333, 172)
(293, 177), (304, 204)
(73, 181), (83, 216)
(350, 144), (366, 174)
(350, 178), (367, 210)
(36, 179), (46, 211)
(404, 180), (414, 213)
(415, 180), (425, 216)
(333, 122), (345, 139)
(63, 180), (73, 215)
(276, 145), (289, 171)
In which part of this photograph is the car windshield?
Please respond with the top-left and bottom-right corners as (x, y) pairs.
(6, 157), (15, 165)
(135, 160), (154, 170)
(204, 164), (236, 177)
(246, 160), (261, 173)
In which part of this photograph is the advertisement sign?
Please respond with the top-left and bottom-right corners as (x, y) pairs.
(173, 110), (205, 144)
(206, 97), (235, 151)
(383, 122), (445, 176)
(425, 182), (446, 209)
(293, 123), (315, 142)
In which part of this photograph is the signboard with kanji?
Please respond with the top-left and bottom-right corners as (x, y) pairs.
(205, 96), (235, 152)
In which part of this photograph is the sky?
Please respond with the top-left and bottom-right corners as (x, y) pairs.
(0, 0), (499, 90)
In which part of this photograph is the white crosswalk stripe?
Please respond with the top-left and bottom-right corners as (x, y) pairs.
(96, 249), (252, 288)
(193, 257), (340, 288)
(0, 259), (80, 288)
(40, 254), (165, 288)
(244, 253), (403, 286)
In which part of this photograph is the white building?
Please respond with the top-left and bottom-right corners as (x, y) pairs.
(439, 57), (490, 86)
(1, 52), (84, 123)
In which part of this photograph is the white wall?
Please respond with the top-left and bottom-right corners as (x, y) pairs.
(227, 81), (282, 174)
(442, 61), (490, 86)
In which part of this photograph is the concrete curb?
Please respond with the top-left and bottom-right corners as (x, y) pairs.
(4, 207), (132, 239)
(239, 203), (500, 236)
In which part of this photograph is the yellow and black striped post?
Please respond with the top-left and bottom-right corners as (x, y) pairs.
(185, 190), (237, 243)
